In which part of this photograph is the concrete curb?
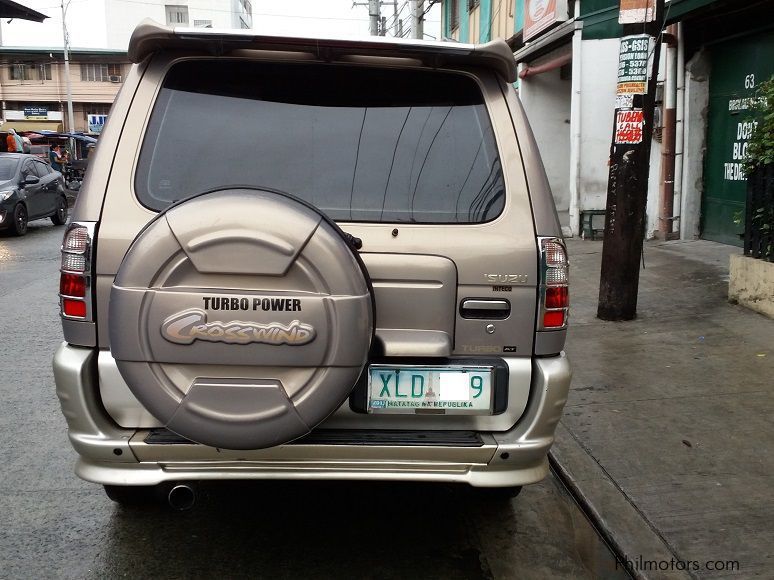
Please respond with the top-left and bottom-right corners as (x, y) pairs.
(550, 423), (693, 580)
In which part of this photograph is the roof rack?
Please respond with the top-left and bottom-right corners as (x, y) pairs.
(127, 19), (516, 82)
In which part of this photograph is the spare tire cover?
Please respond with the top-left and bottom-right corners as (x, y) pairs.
(110, 189), (373, 449)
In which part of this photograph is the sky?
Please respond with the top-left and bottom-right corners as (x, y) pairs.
(250, 0), (441, 39)
(0, 0), (442, 50)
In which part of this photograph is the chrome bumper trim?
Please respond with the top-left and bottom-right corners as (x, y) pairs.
(55, 343), (570, 488)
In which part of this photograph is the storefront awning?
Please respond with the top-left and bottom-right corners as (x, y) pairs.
(3, 120), (63, 132)
(0, 0), (48, 22)
(513, 19), (582, 65)
(665, 0), (718, 24)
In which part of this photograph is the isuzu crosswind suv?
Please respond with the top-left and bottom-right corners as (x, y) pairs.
(53, 20), (571, 508)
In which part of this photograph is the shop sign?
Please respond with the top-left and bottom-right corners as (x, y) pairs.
(524, 0), (568, 41)
(615, 109), (644, 144)
(88, 114), (107, 134)
(617, 34), (651, 96)
(24, 106), (48, 119)
(724, 120), (756, 181)
(722, 75), (762, 182)
(619, 0), (656, 24)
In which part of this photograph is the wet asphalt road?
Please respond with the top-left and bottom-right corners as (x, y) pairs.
(0, 222), (628, 579)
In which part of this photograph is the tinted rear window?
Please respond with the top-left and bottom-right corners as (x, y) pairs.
(136, 60), (505, 223)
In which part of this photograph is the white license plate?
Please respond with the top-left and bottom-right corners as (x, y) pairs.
(367, 365), (494, 415)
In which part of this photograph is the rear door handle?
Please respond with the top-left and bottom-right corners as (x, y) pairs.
(459, 299), (511, 319)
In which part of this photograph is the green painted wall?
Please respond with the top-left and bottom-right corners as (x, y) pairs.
(580, 0), (725, 40)
(459, 0), (470, 42)
(479, 0), (493, 43)
(443, 1), (451, 38)
(579, 0), (617, 16)
(665, 0), (718, 23)
(514, 0), (524, 33)
(579, 0), (620, 39)
(702, 31), (774, 245)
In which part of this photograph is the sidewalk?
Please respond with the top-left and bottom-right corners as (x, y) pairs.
(552, 239), (774, 579)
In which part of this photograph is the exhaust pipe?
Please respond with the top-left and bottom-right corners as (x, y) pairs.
(167, 483), (196, 511)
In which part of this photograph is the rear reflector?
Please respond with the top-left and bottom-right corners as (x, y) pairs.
(543, 311), (565, 328)
(62, 299), (86, 318)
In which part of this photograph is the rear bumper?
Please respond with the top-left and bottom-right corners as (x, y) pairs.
(53, 343), (571, 488)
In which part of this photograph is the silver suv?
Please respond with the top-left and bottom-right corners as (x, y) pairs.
(53, 21), (571, 507)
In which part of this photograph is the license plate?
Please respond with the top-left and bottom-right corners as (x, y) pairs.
(367, 365), (494, 415)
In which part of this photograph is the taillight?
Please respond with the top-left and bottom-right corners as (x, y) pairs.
(60, 223), (94, 321)
(60, 273), (86, 297)
(539, 237), (569, 330)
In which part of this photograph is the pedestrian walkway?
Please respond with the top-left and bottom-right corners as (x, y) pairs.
(552, 238), (773, 579)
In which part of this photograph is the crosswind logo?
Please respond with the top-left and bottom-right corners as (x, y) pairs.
(161, 309), (316, 346)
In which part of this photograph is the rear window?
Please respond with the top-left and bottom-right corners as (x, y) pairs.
(136, 60), (505, 223)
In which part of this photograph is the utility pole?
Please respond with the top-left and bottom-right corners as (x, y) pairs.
(410, 0), (424, 39)
(60, 0), (75, 133)
(597, 0), (665, 321)
(369, 0), (380, 36)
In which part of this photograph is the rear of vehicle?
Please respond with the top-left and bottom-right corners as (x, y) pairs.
(53, 22), (570, 498)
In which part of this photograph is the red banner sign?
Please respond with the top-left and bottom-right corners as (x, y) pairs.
(615, 109), (645, 144)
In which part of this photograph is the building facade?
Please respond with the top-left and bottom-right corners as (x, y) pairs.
(0, 48), (129, 134)
(0, 0), (254, 134)
(442, 0), (774, 245)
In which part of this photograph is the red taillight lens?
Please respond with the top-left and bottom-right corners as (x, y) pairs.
(60, 273), (86, 297)
(543, 311), (565, 328)
(62, 299), (87, 318)
(545, 286), (569, 309)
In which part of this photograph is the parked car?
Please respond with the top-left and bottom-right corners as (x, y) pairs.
(0, 153), (68, 236)
(53, 20), (571, 509)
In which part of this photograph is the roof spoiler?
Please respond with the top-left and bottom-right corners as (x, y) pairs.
(127, 19), (517, 82)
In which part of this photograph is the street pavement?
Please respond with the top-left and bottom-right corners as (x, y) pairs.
(0, 222), (627, 579)
(556, 238), (773, 579)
